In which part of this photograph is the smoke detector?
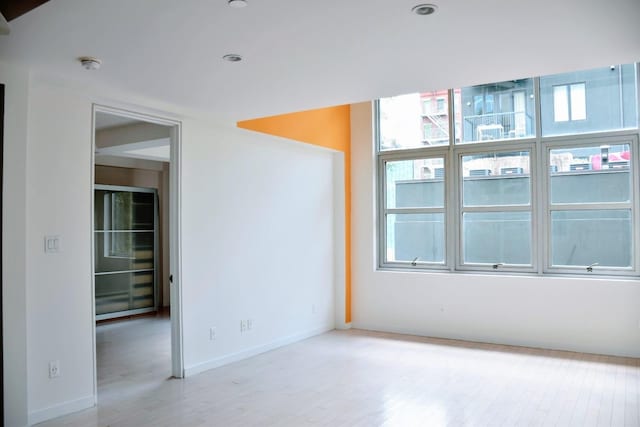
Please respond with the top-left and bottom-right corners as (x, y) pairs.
(78, 56), (102, 70)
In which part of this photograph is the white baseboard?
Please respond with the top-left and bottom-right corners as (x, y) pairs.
(336, 322), (352, 330)
(29, 395), (94, 426)
(184, 324), (334, 377)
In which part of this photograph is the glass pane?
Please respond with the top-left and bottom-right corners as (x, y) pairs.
(387, 213), (444, 263)
(455, 79), (535, 143)
(94, 231), (155, 273)
(386, 158), (445, 209)
(463, 212), (531, 265)
(549, 144), (631, 204)
(95, 190), (154, 231)
(541, 63), (638, 136)
(462, 151), (531, 206)
(551, 210), (632, 268)
(379, 90), (451, 150)
(95, 271), (154, 315)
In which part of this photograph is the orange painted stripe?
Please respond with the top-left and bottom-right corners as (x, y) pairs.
(238, 105), (352, 324)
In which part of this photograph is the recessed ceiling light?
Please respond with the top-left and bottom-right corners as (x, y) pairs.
(78, 56), (102, 70)
(228, 0), (248, 8)
(412, 4), (438, 15)
(222, 54), (243, 62)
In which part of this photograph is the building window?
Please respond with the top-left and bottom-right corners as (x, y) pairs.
(553, 83), (586, 122)
(377, 62), (640, 277)
(422, 98), (432, 115)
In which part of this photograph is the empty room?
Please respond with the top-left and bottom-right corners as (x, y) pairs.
(1, 1), (640, 426)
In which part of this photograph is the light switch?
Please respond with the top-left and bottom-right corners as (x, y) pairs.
(44, 235), (60, 253)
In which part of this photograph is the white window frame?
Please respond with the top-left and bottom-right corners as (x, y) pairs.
(455, 143), (537, 273)
(376, 66), (640, 278)
(378, 148), (450, 270)
(541, 134), (639, 276)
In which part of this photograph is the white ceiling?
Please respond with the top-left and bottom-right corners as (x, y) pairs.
(1, 0), (639, 122)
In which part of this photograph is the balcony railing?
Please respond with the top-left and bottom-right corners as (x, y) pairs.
(463, 111), (532, 142)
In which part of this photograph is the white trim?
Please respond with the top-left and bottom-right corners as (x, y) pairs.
(28, 395), (94, 426)
(183, 325), (334, 377)
(90, 105), (185, 401)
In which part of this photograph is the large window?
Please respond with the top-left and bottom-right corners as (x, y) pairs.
(377, 63), (640, 276)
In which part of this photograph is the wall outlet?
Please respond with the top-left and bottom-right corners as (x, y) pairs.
(240, 320), (247, 333)
(209, 327), (216, 340)
(312, 304), (317, 314)
(247, 319), (253, 330)
(48, 360), (60, 378)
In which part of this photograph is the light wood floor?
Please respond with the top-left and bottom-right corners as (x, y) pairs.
(38, 317), (640, 426)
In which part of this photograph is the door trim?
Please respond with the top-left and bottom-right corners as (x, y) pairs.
(90, 104), (184, 404)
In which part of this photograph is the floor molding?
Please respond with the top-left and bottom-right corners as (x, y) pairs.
(29, 395), (94, 426)
(184, 324), (334, 377)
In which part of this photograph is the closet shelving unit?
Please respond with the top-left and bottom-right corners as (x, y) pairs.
(94, 185), (158, 320)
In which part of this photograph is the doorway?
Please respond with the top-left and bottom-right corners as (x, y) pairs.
(91, 105), (183, 403)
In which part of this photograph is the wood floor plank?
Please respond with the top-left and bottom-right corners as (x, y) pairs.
(35, 317), (640, 427)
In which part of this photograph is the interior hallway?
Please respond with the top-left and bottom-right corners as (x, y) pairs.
(37, 324), (640, 426)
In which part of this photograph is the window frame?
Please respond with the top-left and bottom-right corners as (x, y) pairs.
(455, 142), (538, 273)
(541, 134), (640, 276)
(376, 65), (640, 278)
(378, 148), (451, 270)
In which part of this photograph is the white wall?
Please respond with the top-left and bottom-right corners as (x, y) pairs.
(4, 74), (337, 426)
(351, 101), (640, 358)
(1, 61), (30, 427)
(180, 123), (336, 374)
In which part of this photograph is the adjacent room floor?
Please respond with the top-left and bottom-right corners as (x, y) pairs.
(38, 320), (640, 426)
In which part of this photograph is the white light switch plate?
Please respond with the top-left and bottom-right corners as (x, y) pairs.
(44, 235), (61, 253)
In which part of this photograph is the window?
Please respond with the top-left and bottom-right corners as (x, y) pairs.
(422, 98), (432, 115)
(381, 157), (446, 267)
(547, 142), (633, 272)
(552, 83), (586, 122)
(377, 62), (640, 277)
(455, 78), (536, 143)
(460, 150), (533, 269)
(379, 91), (451, 150)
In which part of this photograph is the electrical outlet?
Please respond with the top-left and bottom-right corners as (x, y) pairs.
(240, 320), (247, 333)
(209, 327), (216, 340)
(48, 360), (60, 379)
(247, 319), (253, 330)
(312, 304), (317, 314)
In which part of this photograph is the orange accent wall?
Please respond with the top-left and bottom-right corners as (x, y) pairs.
(238, 106), (352, 323)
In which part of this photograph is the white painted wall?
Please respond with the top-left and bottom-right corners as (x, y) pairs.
(3, 74), (337, 425)
(1, 61), (30, 427)
(351, 101), (640, 358)
(180, 123), (336, 374)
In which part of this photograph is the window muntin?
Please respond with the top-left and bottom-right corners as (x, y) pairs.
(382, 156), (447, 267)
(455, 79), (535, 144)
(459, 150), (533, 268)
(541, 64), (638, 136)
(379, 90), (451, 150)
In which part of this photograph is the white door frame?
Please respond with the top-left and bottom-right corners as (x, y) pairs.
(90, 104), (184, 401)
